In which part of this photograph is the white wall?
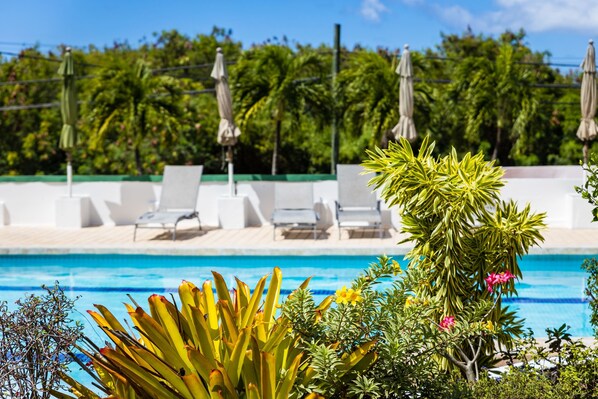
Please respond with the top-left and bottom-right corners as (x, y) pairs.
(500, 166), (594, 228)
(0, 180), (395, 228)
(0, 165), (594, 229)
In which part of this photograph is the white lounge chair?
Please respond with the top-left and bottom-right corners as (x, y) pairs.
(271, 182), (319, 240)
(133, 165), (203, 241)
(335, 164), (382, 239)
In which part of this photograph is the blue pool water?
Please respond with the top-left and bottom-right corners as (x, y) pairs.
(0, 254), (595, 339)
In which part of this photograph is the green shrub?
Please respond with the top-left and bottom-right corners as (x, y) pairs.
(284, 256), (488, 398)
(475, 329), (598, 399)
(582, 258), (598, 338)
(576, 151), (598, 222)
(474, 368), (564, 399)
(0, 283), (83, 399)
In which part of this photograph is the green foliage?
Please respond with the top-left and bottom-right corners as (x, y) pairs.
(363, 137), (545, 379)
(475, 333), (598, 399)
(577, 152), (598, 221)
(0, 28), (584, 176)
(337, 50), (401, 151)
(86, 57), (183, 174)
(581, 258), (598, 337)
(473, 368), (564, 399)
(233, 44), (330, 175)
(284, 256), (489, 397)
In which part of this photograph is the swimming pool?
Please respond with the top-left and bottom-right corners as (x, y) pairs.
(0, 254), (595, 338)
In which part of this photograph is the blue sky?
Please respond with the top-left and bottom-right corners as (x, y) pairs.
(2, 0), (598, 66)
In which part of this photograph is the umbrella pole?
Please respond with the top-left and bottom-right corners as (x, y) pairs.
(66, 151), (73, 198)
(584, 141), (590, 166)
(227, 146), (234, 197)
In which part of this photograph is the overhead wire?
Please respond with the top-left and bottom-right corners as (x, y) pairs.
(420, 55), (581, 69)
(0, 48), (585, 112)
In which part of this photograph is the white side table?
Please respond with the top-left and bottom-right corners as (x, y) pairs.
(565, 193), (598, 228)
(0, 201), (6, 226)
(218, 195), (247, 229)
(55, 196), (91, 228)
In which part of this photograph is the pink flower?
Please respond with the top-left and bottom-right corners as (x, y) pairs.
(485, 271), (515, 292)
(485, 274), (499, 292)
(498, 271), (515, 283)
(439, 316), (456, 331)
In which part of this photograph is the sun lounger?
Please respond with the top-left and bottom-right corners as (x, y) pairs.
(133, 165), (203, 241)
(271, 182), (320, 240)
(335, 164), (382, 239)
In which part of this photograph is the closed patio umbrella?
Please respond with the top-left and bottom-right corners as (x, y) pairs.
(392, 44), (417, 142)
(58, 47), (78, 197)
(578, 40), (598, 165)
(211, 47), (241, 197)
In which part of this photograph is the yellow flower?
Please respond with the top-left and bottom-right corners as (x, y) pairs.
(348, 289), (363, 305)
(404, 296), (416, 308)
(335, 286), (362, 306)
(484, 320), (494, 332)
(335, 286), (349, 304)
(392, 260), (403, 275)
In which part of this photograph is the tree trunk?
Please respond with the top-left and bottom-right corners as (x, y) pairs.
(134, 146), (142, 175)
(463, 362), (477, 383)
(272, 119), (281, 175)
(491, 125), (502, 161)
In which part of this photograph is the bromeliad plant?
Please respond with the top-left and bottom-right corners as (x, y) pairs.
(58, 268), (375, 399)
(59, 268), (301, 399)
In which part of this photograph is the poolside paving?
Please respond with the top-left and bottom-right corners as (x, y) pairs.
(0, 224), (598, 255)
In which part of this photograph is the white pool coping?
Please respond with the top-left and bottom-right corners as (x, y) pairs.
(0, 225), (597, 256)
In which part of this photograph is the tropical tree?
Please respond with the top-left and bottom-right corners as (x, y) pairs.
(0, 48), (64, 175)
(86, 56), (182, 174)
(233, 44), (330, 175)
(448, 37), (541, 164)
(364, 137), (546, 379)
(337, 50), (400, 157)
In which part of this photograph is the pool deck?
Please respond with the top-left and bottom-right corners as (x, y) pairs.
(1, 225), (598, 256)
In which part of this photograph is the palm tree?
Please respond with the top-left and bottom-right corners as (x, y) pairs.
(338, 50), (400, 150)
(336, 49), (433, 161)
(87, 58), (182, 174)
(233, 45), (329, 175)
(450, 43), (539, 163)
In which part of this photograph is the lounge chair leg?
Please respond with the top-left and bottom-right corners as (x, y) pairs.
(338, 223), (341, 240)
(133, 225), (137, 241)
(196, 214), (202, 231)
(173, 222), (178, 241)
(273, 226), (276, 241)
(313, 225), (316, 240)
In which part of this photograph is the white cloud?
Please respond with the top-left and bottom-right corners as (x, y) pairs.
(431, 0), (598, 34)
(433, 4), (474, 28)
(360, 0), (389, 22)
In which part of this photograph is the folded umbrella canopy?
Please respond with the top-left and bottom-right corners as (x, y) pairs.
(392, 44), (417, 142)
(577, 40), (598, 165)
(211, 47), (241, 196)
(58, 47), (78, 197)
